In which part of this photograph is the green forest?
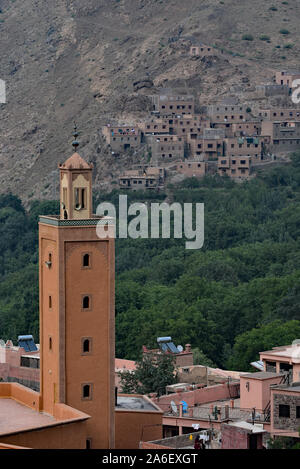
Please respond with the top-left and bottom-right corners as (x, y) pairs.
(1, 153), (300, 372)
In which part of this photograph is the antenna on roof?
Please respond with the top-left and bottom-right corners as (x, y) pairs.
(170, 400), (178, 415)
(72, 122), (79, 151)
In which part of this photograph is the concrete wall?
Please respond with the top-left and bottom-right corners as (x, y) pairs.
(221, 423), (263, 449)
(154, 382), (239, 413)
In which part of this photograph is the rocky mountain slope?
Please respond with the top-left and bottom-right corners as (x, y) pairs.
(0, 0), (299, 200)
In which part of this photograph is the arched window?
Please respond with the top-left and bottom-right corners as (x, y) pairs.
(83, 384), (90, 398)
(83, 254), (90, 267)
(82, 296), (90, 309)
(83, 339), (90, 353)
(49, 337), (52, 350)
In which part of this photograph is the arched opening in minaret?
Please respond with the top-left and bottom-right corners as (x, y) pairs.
(83, 254), (90, 267)
(83, 339), (90, 353)
(82, 296), (90, 309)
(83, 384), (90, 398)
(63, 210), (68, 219)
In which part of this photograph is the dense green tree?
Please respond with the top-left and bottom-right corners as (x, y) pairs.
(118, 352), (177, 395)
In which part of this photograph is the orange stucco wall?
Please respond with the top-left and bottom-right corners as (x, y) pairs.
(115, 409), (163, 449)
(39, 221), (115, 449)
(0, 420), (87, 449)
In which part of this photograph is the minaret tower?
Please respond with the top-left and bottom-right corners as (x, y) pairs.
(38, 128), (115, 448)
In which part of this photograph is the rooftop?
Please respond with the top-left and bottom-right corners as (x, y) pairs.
(116, 395), (161, 412)
(0, 398), (56, 436)
(226, 421), (266, 434)
(59, 152), (93, 170)
(242, 371), (282, 380)
(260, 343), (300, 362)
(271, 382), (300, 393)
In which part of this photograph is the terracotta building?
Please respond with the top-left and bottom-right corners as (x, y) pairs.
(151, 94), (195, 116)
(143, 339), (194, 368)
(207, 103), (250, 123)
(261, 120), (300, 152)
(275, 70), (300, 90)
(39, 150), (116, 448)
(175, 160), (207, 178)
(119, 167), (165, 191)
(168, 114), (210, 140)
(0, 338), (40, 391)
(138, 118), (170, 135)
(189, 44), (215, 57)
(146, 134), (185, 162)
(218, 155), (251, 180)
(224, 136), (263, 159)
(102, 125), (141, 153)
(258, 108), (300, 121)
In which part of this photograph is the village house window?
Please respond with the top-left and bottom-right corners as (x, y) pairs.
(296, 406), (300, 418)
(279, 404), (290, 418)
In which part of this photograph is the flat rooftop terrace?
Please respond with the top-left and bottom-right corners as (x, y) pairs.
(116, 396), (160, 412)
(0, 398), (56, 436)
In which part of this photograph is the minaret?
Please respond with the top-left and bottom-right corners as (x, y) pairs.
(59, 125), (93, 220)
(39, 129), (115, 448)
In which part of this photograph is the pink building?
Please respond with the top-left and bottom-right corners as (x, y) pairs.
(0, 338), (40, 391)
(240, 372), (283, 413)
(221, 421), (265, 449)
(259, 342), (300, 383)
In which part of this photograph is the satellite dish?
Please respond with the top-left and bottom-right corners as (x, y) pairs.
(0, 339), (5, 348)
(75, 204), (82, 211)
(177, 345), (183, 353)
(61, 202), (65, 209)
(170, 400), (178, 415)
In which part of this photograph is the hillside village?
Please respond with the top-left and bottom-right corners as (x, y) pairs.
(101, 55), (300, 190)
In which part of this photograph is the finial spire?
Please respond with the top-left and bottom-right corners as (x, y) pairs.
(72, 122), (79, 152)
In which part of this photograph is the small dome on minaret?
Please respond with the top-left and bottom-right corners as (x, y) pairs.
(59, 152), (93, 170)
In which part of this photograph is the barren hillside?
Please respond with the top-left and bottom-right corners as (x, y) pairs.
(0, 0), (299, 200)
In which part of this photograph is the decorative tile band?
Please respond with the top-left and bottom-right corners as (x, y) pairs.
(39, 216), (114, 227)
